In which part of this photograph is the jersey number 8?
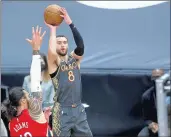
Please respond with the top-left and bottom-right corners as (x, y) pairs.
(68, 71), (75, 82)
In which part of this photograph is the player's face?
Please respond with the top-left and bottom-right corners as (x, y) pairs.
(56, 37), (68, 56)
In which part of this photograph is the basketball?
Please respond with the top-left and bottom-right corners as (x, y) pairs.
(44, 4), (64, 26)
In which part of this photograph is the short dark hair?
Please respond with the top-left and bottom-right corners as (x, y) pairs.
(56, 35), (68, 41)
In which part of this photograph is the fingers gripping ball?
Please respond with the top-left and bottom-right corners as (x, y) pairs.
(44, 4), (64, 26)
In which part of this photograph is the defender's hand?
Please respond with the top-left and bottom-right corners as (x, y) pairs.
(59, 7), (72, 25)
(26, 26), (46, 50)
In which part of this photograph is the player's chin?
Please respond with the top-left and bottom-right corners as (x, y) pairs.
(59, 51), (67, 56)
(60, 51), (67, 56)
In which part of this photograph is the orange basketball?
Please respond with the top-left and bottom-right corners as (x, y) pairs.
(44, 4), (64, 26)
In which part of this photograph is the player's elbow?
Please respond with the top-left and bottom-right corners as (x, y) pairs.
(74, 46), (84, 56)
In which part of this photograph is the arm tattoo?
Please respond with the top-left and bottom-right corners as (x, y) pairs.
(28, 92), (43, 120)
(28, 51), (43, 120)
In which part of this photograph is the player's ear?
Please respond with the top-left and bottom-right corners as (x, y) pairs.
(20, 97), (27, 105)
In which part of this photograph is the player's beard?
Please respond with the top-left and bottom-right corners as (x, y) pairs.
(57, 49), (68, 56)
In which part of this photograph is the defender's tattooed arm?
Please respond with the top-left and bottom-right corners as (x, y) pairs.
(25, 26), (46, 121)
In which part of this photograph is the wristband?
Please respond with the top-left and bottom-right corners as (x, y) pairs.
(33, 50), (40, 55)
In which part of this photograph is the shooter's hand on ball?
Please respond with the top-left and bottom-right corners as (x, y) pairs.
(59, 7), (72, 25)
(26, 26), (46, 50)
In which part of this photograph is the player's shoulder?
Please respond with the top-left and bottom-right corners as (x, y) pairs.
(69, 52), (79, 61)
(9, 117), (17, 125)
(69, 52), (74, 58)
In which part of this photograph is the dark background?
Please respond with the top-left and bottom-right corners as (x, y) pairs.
(2, 72), (154, 136)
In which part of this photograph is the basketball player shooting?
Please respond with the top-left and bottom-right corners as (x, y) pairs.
(45, 7), (93, 137)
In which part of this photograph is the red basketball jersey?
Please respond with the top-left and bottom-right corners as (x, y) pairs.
(9, 109), (48, 137)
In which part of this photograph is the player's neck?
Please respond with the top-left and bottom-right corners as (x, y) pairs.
(17, 106), (25, 116)
(60, 55), (68, 62)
